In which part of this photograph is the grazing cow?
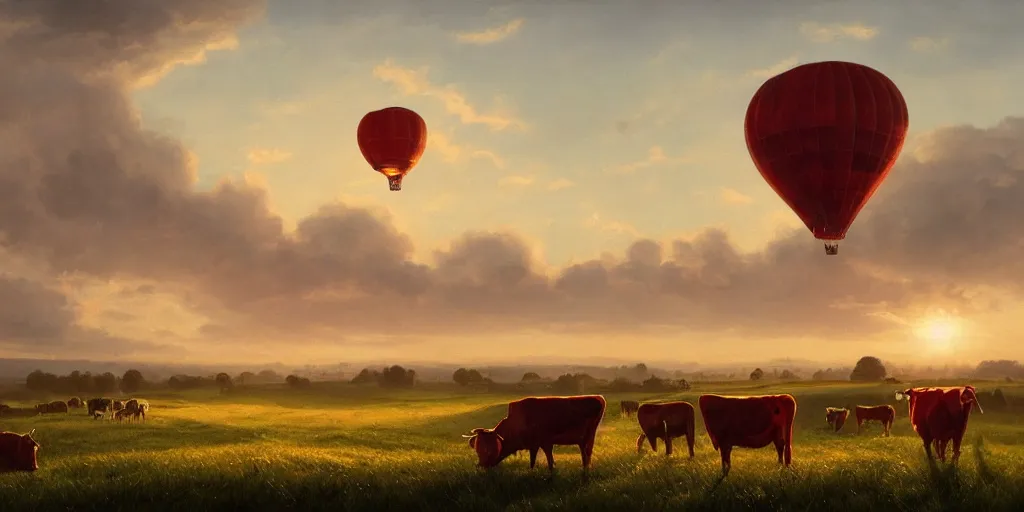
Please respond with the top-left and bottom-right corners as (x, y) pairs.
(87, 398), (113, 419)
(896, 386), (983, 463)
(463, 395), (607, 472)
(123, 399), (150, 423)
(620, 400), (640, 417)
(35, 401), (68, 414)
(825, 407), (848, 433)
(67, 397), (83, 409)
(0, 429), (39, 472)
(114, 408), (133, 423)
(635, 401), (695, 458)
(698, 394), (797, 475)
(108, 400), (125, 421)
(855, 405), (896, 436)
(134, 400), (151, 423)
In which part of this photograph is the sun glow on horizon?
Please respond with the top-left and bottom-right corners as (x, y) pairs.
(915, 314), (962, 352)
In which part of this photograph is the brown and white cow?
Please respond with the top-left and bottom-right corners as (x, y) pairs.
(855, 405), (896, 436)
(896, 386), (982, 462)
(67, 397), (83, 409)
(635, 401), (695, 458)
(463, 395), (607, 472)
(87, 397), (112, 419)
(699, 394), (797, 475)
(825, 407), (848, 433)
(620, 400), (640, 418)
(0, 429), (39, 472)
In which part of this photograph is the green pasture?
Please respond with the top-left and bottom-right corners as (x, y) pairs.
(0, 380), (1021, 511)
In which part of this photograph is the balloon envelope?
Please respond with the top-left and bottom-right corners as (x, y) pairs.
(357, 106), (428, 191)
(744, 61), (909, 253)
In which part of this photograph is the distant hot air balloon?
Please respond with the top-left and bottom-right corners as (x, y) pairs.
(744, 61), (909, 255)
(357, 106), (428, 191)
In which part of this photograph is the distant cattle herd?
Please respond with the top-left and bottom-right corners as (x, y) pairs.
(0, 385), (988, 475)
(464, 385), (984, 475)
(0, 395), (152, 471)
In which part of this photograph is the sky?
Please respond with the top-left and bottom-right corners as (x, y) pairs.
(1, 0), (1024, 367)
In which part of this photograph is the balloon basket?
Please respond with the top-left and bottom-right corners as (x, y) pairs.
(386, 174), (403, 191)
(823, 242), (839, 255)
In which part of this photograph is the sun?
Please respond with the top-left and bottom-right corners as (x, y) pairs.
(914, 315), (961, 351)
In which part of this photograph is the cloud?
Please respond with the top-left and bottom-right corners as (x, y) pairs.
(799, 22), (879, 43)
(747, 56), (799, 78)
(611, 146), (691, 174)
(909, 36), (950, 52)
(372, 60), (525, 131)
(719, 188), (753, 205)
(429, 132), (505, 168)
(547, 178), (575, 191)
(4, 0), (1024, 359)
(585, 213), (641, 238)
(454, 18), (525, 45)
(499, 175), (535, 187)
(246, 147), (293, 165)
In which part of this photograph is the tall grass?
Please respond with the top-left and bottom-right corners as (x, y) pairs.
(0, 381), (1020, 511)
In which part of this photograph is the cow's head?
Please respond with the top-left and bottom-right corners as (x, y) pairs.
(8, 429), (39, 472)
(461, 428), (504, 468)
(825, 407), (848, 431)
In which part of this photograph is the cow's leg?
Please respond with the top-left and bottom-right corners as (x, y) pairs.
(952, 434), (964, 463)
(774, 437), (785, 464)
(857, 418), (863, 434)
(720, 445), (732, 475)
(686, 431), (695, 459)
(579, 440), (595, 470)
(664, 436), (673, 457)
(635, 433), (647, 453)
(542, 445), (555, 471)
(922, 438), (934, 459)
(529, 447), (539, 469)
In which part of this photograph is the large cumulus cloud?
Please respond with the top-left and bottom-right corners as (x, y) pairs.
(0, 0), (1020, 356)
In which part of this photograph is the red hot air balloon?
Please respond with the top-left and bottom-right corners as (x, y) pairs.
(744, 61), (909, 255)
(357, 106), (428, 191)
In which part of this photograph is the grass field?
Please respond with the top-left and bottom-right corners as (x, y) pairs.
(0, 380), (1022, 511)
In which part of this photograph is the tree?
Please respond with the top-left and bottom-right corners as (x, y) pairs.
(95, 372), (118, 393)
(520, 372), (542, 383)
(237, 371), (256, 386)
(215, 372), (234, 392)
(850, 356), (887, 382)
(452, 368), (484, 386)
(257, 369), (281, 382)
(120, 370), (144, 393)
(380, 365), (416, 388)
(553, 374), (582, 394)
(750, 368), (764, 381)
(975, 360), (1024, 379)
(285, 374), (310, 388)
(779, 370), (799, 381)
(351, 368), (380, 385)
(642, 375), (668, 392)
(608, 377), (638, 392)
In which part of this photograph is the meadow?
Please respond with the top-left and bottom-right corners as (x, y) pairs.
(0, 380), (1022, 511)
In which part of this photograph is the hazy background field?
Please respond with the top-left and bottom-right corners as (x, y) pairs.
(0, 379), (1021, 511)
